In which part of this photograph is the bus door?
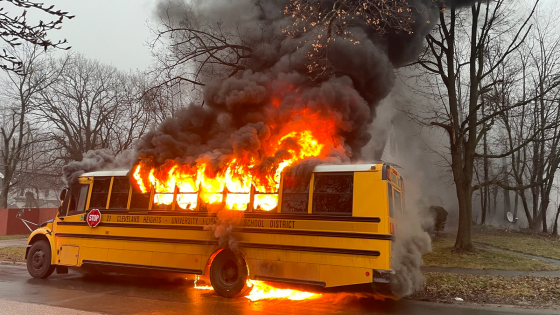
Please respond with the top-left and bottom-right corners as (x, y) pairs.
(54, 177), (92, 265)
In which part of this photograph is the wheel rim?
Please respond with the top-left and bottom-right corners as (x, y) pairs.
(31, 249), (45, 270)
(219, 259), (239, 287)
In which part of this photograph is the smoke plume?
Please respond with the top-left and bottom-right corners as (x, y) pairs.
(140, 0), (444, 164)
(136, 0), (464, 297)
(62, 149), (136, 186)
(204, 209), (244, 252)
(390, 211), (432, 297)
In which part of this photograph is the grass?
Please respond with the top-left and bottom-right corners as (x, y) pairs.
(472, 230), (560, 261)
(423, 237), (559, 271)
(411, 272), (560, 309)
(0, 246), (26, 263)
(0, 234), (29, 240)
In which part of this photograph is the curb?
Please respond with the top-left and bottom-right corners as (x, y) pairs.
(0, 261), (26, 266)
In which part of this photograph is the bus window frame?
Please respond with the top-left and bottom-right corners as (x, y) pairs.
(59, 188), (72, 217)
(311, 172), (354, 216)
(176, 190), (199, 211)
(388, 183), (394, 218)
(394, 189), (402, 214)
(88, 177), (112, 210)
(152, 186), (176, 211)
(280, 173), (311, 214)
(107, 176), (132, 210)
(67, 184), (90, 216)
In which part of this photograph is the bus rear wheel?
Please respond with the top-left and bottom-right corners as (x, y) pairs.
(209, 250), (251, 298)
(27, 240), (55, 279)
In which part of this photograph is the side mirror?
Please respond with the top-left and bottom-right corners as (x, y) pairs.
(16, 209), (24, 219)
(59, 188), (68, 201)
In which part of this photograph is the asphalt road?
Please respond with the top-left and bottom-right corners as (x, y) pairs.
(0, 265), (557, 315)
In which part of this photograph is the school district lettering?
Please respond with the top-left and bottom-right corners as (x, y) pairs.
(143, 216), (162, 224)
(117, 215), (140, 223)
(270, 220), (296, 229)
(171, 217), (199, 225)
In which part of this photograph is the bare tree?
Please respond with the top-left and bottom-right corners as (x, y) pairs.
(494, 4), (560, 233)
(0, 44), (60, 207)
(284, 0), (418, 77)
(0, 0), (73, 72)
(413, 0), (560, 250)
(35, 54), (151, 163)
(148, 1), (254, 93)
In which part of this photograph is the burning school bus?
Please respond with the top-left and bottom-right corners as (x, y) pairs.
(24, 162), (404, 298)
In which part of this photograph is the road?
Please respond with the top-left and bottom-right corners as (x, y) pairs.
(0, 265), (557, 315)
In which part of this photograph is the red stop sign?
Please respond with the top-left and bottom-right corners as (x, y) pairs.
(86, 209), (102, 227)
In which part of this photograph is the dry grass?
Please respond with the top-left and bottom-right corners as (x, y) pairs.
(0, 234), (29, 240)
(411, 272), (560, 310)
(423, 237), (559, 271)
(0, 246), (26, 263)
(472, 228), (560, 261)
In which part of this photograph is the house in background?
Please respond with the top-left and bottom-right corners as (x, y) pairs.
(371, 123), (400, 165)
(0, 171), (63, 208)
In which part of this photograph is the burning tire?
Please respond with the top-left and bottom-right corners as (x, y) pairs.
(209, 250), (251, 298)
(27, 240), (55, 279)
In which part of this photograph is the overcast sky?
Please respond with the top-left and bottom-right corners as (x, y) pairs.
(15, 0), (559, 73)
(40, 0), (159, 71)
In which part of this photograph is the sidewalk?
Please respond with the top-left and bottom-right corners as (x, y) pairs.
(0, 238), (27, 249)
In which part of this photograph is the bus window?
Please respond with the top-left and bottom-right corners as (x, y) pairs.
(109, 177), (130, 209)
(388, 184), (394, 217)
(68, 184), (89, 216)
(153, 189), (174, 210)
(253, 192), (278, 212)
(281, 175), (309, 213)
(394, 190), (402, 214)
(130, 188), (150, 210)
(89, 177), (111, 209)
(312, 173), (353, 215)
(177, 189), (198, 211)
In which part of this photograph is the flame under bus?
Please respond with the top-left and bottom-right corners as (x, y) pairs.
(25, 163), (404, 295)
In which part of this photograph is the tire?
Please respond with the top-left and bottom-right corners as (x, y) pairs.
(27, 240), (55, 279)
(209, 250), (251, 298)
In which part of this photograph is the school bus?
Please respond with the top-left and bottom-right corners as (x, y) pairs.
(24, 163), (404, 297)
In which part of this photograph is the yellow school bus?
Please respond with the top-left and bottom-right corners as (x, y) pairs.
(24, 163), (405, 297)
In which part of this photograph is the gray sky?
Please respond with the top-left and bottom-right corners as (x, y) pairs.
(42, 0), (159, 71)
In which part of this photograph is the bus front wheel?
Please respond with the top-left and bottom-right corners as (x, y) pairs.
(27, 240), (55, 279)
(209, 250), (251, 298)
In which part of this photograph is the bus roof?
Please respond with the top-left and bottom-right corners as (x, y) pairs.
(80, 163), (387, 178)
(81, 170), (129, 177)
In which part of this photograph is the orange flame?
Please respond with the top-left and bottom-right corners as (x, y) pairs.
(245, 280), (322, 301)
(192, 277), (321, 301)
(193, 275), (213, 290)
(133, 109), (342, 211)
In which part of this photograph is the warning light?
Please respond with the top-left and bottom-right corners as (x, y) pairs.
(366, 271), (370, 277)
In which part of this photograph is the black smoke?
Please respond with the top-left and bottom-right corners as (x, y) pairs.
(62, 149), (136, 186)
(139, 0), (459, 298)
(140, 0), (446, 163)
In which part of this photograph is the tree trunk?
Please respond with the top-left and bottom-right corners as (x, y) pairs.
(0, 183), (9, 208)
(504, 187), (510, 220)
(481, 103), (488, 225)
(514, 189), (519, 220)
(480, 188), (486, 225)
(542, 201), (548, 233)
(553, 204), (560, 235)
(492, 186), (498, 216)
(454, 181), (474, 250)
